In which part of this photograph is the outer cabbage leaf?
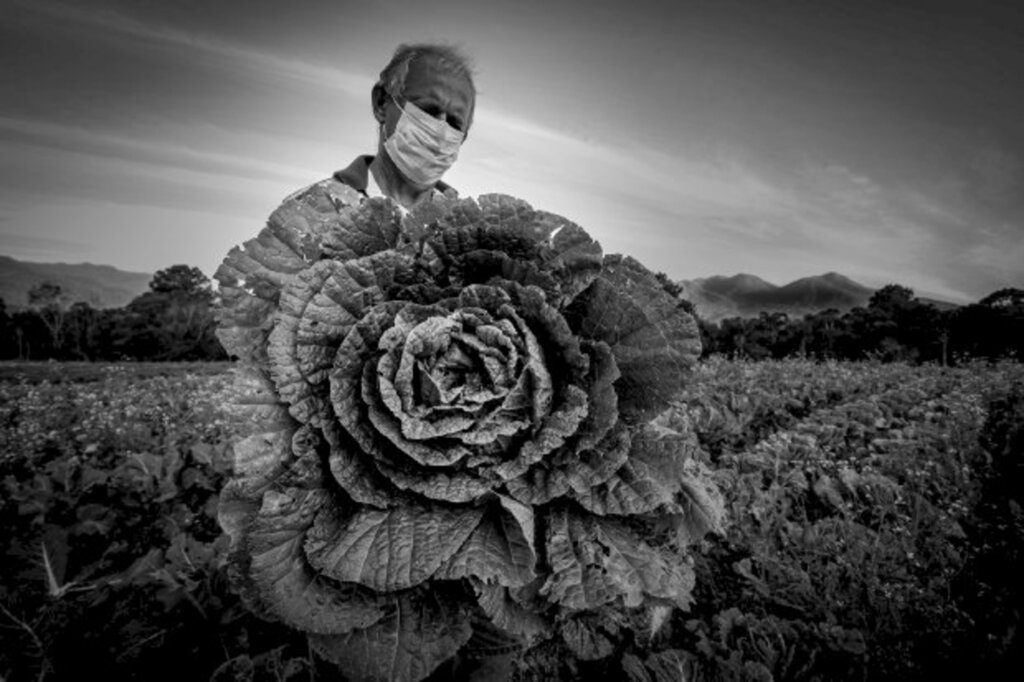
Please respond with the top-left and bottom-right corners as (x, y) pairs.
(417, 194), (602, 308)
(569, 458), (673, 516)
(435, 493), (537, 586)
(564, 254), (701, 420)
(319, 196), (404, 260)
(304, 503), (484, 591)
(622, 650), (697, 682)
(670, 458), (727, 544)
(218, 367), (297, 552)
(560, 617), (616, 661)
(308, 588), (473, 682)
(540, 509), (696, 610)
(215, 181), (364, 366)
(474, 582), (549, 642)
(242, 487), (386, 634)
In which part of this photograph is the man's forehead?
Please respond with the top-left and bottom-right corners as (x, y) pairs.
(403, 56), (474, 103)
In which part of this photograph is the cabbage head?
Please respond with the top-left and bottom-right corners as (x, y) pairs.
(215, 183), (724, 682)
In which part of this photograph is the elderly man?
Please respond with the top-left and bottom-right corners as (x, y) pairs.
(292, 43), (475, 212)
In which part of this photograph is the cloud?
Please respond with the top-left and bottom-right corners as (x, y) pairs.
(0, 199), (257, 276)
(0, 116), (316, 187)
(0, 231), (86, 257)
(11, 0), (374, 97)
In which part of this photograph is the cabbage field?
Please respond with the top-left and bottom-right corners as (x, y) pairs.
(1, 358), (1021, 681)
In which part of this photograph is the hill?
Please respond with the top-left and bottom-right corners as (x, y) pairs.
(0, 256), (153, 309)
(678, 272), (877, 322)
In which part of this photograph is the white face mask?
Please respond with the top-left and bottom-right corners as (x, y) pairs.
(383, 98), (465, 187)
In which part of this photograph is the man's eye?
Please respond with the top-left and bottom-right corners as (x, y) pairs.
(447, 117), (464, 132)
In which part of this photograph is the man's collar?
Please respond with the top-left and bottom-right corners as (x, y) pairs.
(332, 155), (454, 196)
(332, 155), (373, 193)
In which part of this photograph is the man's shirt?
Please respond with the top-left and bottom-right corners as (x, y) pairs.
(280, 155), (457, 219)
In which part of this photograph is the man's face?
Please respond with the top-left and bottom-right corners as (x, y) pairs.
(383, 56), (475, 139)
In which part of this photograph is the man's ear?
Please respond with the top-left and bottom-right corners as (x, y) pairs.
(371, 83), (388, 124)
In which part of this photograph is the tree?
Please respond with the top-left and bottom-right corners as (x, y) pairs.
(950, 288), (1024, 361)
(120, 265), (224, 360)
(149, 264), (213, 297)
(862, 284), (945, 362)
(868, 284), (916, 312)
(978, 288), (1024, 310)
(65, 301), (99, 360)
(805, 308), (845, 359)
(28, 281), (71, 358)
(0, 297), (11, 359)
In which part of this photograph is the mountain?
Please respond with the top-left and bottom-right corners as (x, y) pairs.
(678, 272), (877, 322)
(0, 256), (153, 309)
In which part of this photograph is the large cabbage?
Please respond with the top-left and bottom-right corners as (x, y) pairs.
(216, 183), (724, 682)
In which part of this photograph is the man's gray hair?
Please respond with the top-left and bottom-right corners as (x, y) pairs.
(378, 43), (476, 100)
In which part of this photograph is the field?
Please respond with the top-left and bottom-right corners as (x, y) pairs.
(0, 359), (1022, 681)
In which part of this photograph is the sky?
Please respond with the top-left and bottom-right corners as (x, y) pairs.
(1, 0), (1022, 303)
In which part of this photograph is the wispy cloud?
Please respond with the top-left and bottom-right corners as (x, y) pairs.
(11, 0), (373, 96)
(0, 116), (316, 187)
(0, 231), (86, 255)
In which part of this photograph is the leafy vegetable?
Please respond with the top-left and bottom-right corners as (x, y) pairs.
(216, 186), (719, 681)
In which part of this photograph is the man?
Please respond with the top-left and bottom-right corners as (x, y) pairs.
(294, 43), (475, 211)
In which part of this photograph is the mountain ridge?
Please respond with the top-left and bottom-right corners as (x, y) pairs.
(0, 255), (153, 309)
(678, 272), (957, 322)
(0, 256), (962, 319)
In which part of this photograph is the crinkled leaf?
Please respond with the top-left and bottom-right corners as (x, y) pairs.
(570, 458), (672, 516)
(309, 588), (473, 682)
(672, 458), (727, 544)
(541, 509), (695, 610)
(329, 301), (408, 455)
(223, 366), (295, 432)
(622, 650), (696, 682)
(628, 406), (701, 489)
(269, 252), (414, 426)
(364, 346), (476, 468)
(459, 612), (527, 660)
(215, 180), (363, 364)
(474, 582), (549, 642)
(626, 408), (724, 541)
(436, 494), (536, 586)
(305, 503), (484, 591)
(417, 194), (602, 308)
(319, 196), (404, 260)
(560, 619), (615, 661)
(218, 367), (297, 545)
(322, 421), (407, 509)
(243, 488), (385, 634)
(491, 385), (589, 481)
(565, 254), (701, 420)
(371, 454), (494, 504)
(570, 340), (620, 452)
(504, 426), (630, 506)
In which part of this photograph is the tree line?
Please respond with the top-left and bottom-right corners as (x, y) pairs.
(3, 266), (1021, 365)
(0, 265), (227, 361)
(691, 284), (1024, 364)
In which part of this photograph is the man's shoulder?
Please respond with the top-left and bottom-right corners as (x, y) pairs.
(279, 153), (460, 211)
(280, 175), (365, 209)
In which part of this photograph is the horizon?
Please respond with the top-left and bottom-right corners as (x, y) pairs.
(3, 253), (977, 305)
(2, 0), (1022, 303)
